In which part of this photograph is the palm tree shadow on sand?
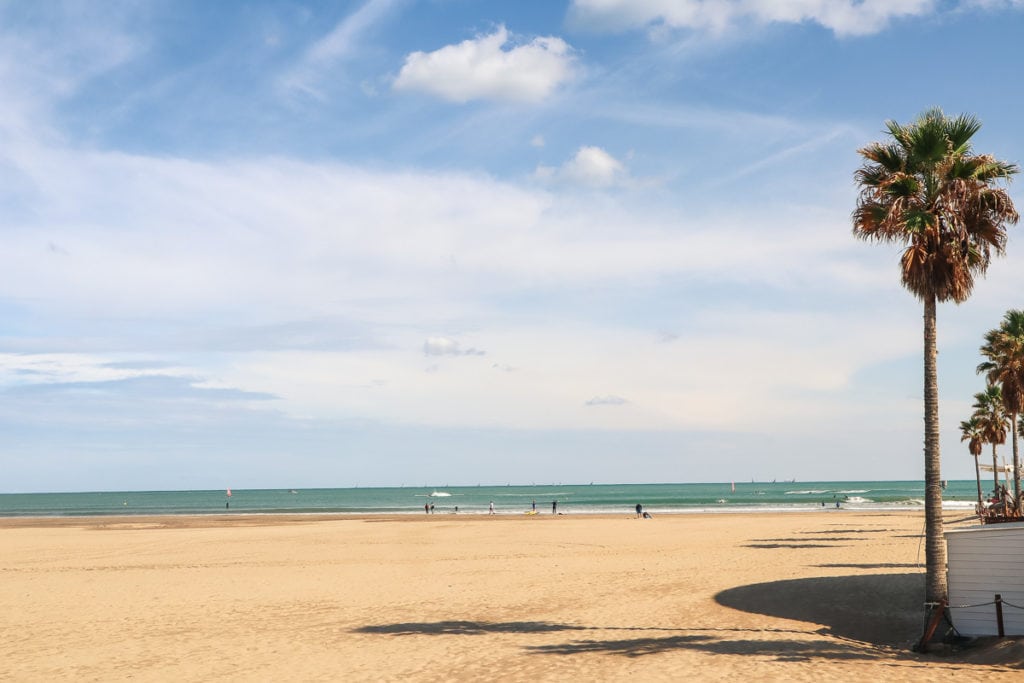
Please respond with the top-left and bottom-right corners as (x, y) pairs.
(354, 620), (883, 661)
(715, 572), (924, 647)
(353, 574), (1024, 665)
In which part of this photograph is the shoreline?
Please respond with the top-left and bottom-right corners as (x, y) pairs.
(0, 500), (981, 522)
(0, 506), (980, 528)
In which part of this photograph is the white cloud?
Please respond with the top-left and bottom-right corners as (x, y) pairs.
(1, 138), (930, 435)
(585, 395), (628, 406)
(569, 0), (937, 37)
(393, 25), (575, 103)
(535, 145), (626, 187)
(423, 337), (485, 357)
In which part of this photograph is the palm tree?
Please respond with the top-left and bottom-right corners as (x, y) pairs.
(971, 384), (1009, 496)
(959, 415), (985, 509)
(852, 108), (1019, 606)
(978, 309), (1024, 513)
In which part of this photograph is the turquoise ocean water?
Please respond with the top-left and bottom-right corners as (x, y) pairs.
(0, 480), (984, 517)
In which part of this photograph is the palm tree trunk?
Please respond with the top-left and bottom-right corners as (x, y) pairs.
(1012, 413), (1021, 514)
(975, 453), (983, 510)
(991, 443), (1000, 494)
(923, 294), (947, 604)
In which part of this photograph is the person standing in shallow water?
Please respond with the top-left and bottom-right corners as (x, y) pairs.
(488, 501), (494, 515)
(552, 500), (557, 514)
(635, 503), (642, 518)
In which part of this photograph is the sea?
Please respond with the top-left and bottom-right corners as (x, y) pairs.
(0, 480), (984, 518)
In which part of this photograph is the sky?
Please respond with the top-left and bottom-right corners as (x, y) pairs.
(3, 0), (1024, 492)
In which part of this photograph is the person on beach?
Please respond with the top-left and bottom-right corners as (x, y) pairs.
(488, 501), (495, 515)
(635, 503), (643, 518)
(532, 500), (536, 512)
(552, 500), (557, 514)
(430, 503), (435, 514)
(425, 503), (429, 514)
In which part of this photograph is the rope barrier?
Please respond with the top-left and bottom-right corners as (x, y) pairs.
(921, 593), (1023, 646)
(942, 598), (1024, 610)
(946, 601), (997, 609)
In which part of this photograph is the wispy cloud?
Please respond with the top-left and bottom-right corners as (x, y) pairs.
(281, 0), (405, 98)
(569, 0), (938, 37)
(393, 25), (576, 103)
(0, 4), (140, 135)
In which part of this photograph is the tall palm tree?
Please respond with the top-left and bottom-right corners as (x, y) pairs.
(852, 108), (1019, 606)
(959, 415), (985, 509)
(978, 309), (1024, 513)
(972, 384), (1009, 495)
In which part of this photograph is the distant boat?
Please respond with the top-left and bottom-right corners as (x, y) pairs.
(430, 491), (452, 498)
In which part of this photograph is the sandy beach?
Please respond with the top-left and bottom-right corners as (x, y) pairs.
(2, 511), (1021, 681)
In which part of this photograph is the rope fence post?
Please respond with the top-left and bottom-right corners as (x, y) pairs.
(995, 594), (1005, 638)
(916, 600), (947, 652)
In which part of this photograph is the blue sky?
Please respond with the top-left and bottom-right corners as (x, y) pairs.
(3, 0), (1024, 492)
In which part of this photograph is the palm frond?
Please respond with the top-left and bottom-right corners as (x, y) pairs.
(945, 112), (982, 152)
(853, 109), (1018, 304)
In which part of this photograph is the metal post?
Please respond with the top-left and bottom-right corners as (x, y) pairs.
(995, 594), (1005, 638)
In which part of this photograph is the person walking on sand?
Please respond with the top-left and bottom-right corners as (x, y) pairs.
(635, 503), (643, 518)
(425, 502), (429, 514)
(488, 501), (494, 515)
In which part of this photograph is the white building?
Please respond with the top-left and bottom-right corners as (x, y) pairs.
(946, 522), (1024, 637)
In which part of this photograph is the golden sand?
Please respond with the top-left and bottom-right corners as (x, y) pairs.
(2, 511), (1021, 681)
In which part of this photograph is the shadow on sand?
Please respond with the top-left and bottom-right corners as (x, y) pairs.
(354, 574), (1023, 666)
(354, 621), (588, 635)
(354, 620), (881, 660)
(813, 563), (921, 570)
(744, 543), (847, 549)
(715, 572), (923, 646)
